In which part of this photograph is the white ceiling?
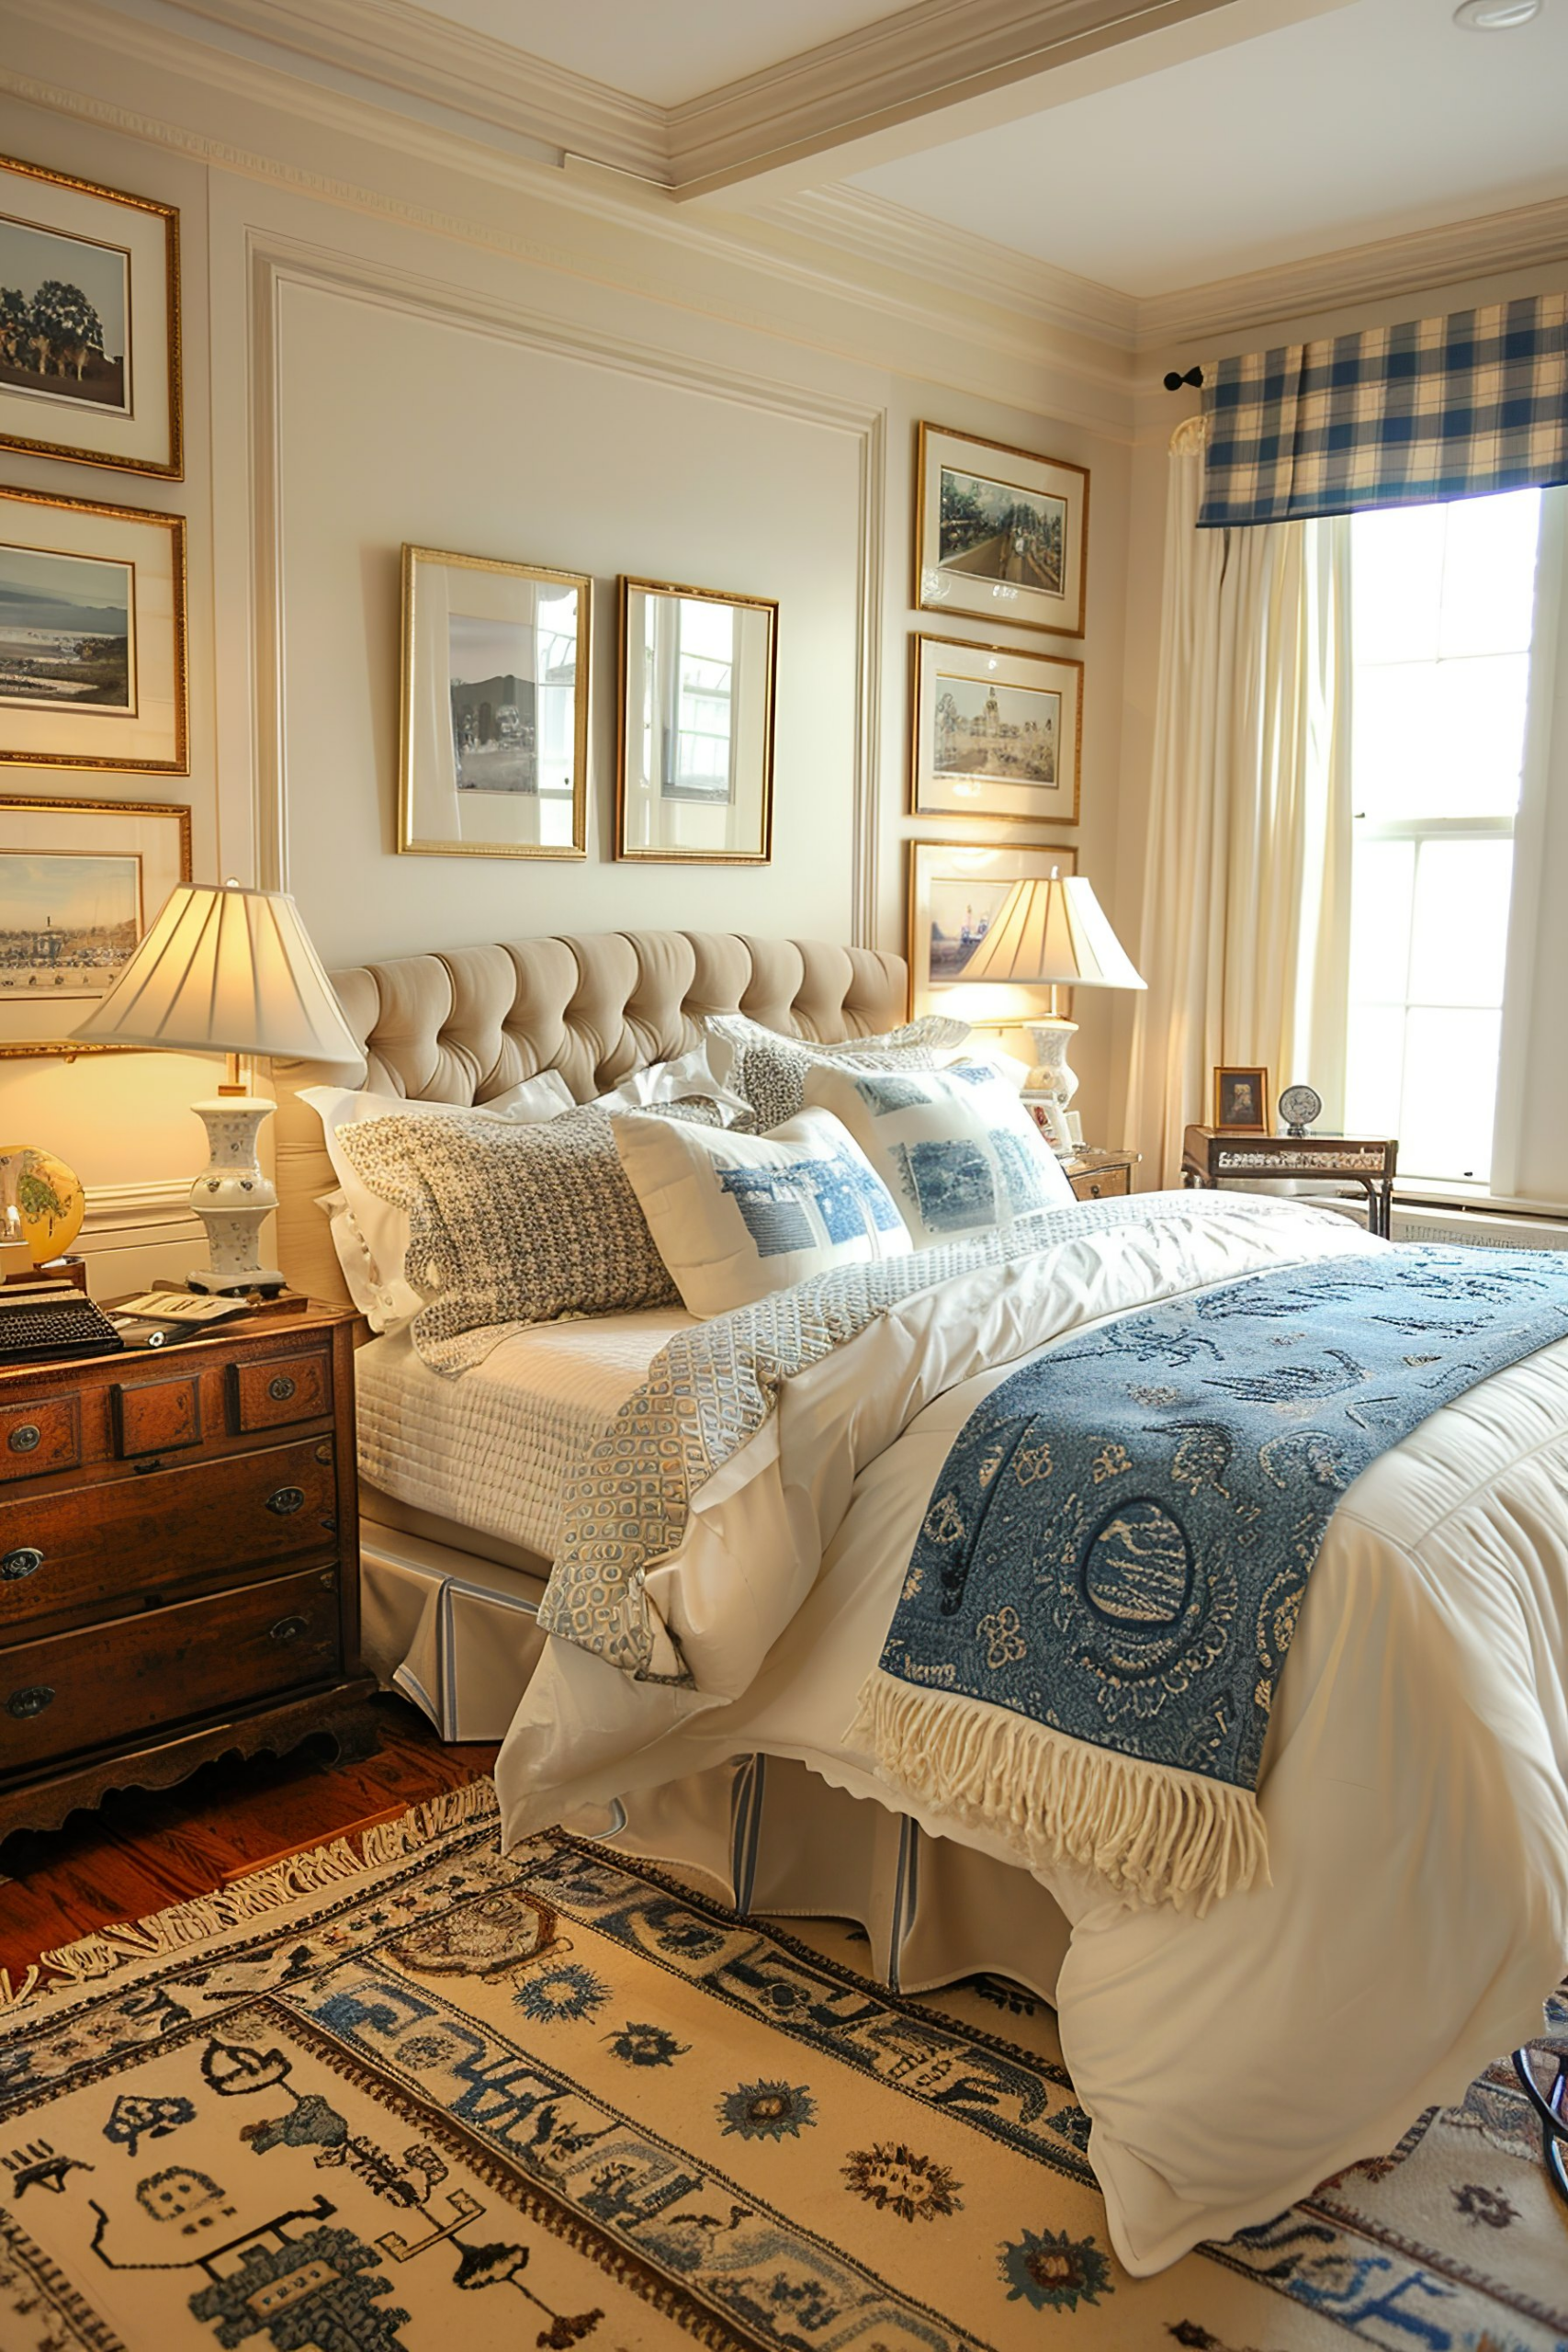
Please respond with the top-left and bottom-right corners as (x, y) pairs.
(406, 0), (905, 107)
(849, 0), (1568, 296)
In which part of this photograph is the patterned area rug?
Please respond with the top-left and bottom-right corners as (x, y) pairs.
(0, 1783), (1562, 2352)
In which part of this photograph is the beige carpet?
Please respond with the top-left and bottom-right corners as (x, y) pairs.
(0, 1782), (1562, 2350)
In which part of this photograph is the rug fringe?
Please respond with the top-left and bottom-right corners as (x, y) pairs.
(847, 1672), (1269, 1917)
(0, 1778), (499, 2016)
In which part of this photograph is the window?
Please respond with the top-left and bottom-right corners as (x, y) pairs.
(1345, 489), (1545, 1185)
(667, 597), (735, 801)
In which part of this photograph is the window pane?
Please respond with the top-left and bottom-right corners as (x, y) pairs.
(1399, 1008), (1501, 1183)
(1352, 504), (1444, 664)
(1348, 837), (1414, 1004)
(1406, 837), (1514, 1008)
(1433, 653), (1531, 816)
(1345, 1004), (1404, 1138)
(1438, 489), (1542, 657)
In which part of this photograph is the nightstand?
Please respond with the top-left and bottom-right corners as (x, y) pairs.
(1063, 1148), (1138, 1203)
(0, 1298), (376, 1842)
(1180, 1127), (1398, 1238)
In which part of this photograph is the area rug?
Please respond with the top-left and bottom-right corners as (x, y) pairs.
(0, 1782), (1562, 2352)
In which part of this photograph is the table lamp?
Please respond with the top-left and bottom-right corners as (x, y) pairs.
(72, 880), (360, 1295)
(958, 870), (1145, 1149)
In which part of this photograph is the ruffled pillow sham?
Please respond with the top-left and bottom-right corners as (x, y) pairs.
(803, 1060), (1075, 1246)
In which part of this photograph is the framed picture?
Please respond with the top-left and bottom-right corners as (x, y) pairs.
(0, 485), (186, 774)
(910, 633), (1082, 826)
(0, 792), (190, 1057)
(1214, 1066), (1270, 1133)
(615, 575), (777, 863)
(399, 545), (590, 860)
(907, 838), (1078, 1018)
(915, 424), (1088, 639)
(0, 153), (181, 479)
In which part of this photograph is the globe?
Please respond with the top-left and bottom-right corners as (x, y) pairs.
(0, 1144), (86, 1264)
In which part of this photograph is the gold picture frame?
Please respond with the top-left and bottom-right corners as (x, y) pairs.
(1213, 1066), (1271, 1133)
(0, 153), (182, 480)
(398, 544), (591, 862)
(909, 632), (1082, 827)
(907, 837), (1078, 1020)
(615, 574), (777, 864)
(914, 424), (1089, 639)
(0, 484), (187, 774)
(0, 791), (191, 1057)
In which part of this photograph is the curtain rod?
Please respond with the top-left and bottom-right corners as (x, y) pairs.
(1163, 367), (1204, 391)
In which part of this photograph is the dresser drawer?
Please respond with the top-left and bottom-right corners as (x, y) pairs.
(0, 1564), (341, 1771)
(230, 1345), (331, 1435)
(0, 1434), (337, 1636)
(0, 1394), (81, 1484)
(1069, 1163), (1131, 1202)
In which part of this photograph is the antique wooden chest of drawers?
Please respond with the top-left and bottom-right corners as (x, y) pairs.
(0, 1298), (374, 1841)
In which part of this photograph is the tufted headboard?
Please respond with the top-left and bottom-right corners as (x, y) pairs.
(273, 928), (908, 1306)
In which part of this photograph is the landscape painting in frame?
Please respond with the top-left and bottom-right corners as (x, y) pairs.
(911, 633), (1082, 825)
(908, 839), (1078, 1019)
(399, 545), (590, 860)
(0, 487), (186, 773)
(915, 424), (1089, 639)
(0, 154), (181, 478)
(0, 794), (189, 1057)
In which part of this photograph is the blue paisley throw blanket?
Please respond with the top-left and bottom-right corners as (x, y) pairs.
(851, 1245), (1568, 1915)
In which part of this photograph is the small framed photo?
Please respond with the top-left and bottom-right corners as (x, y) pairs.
(615, 574), (777, 863)
(1214, 1066), (1270, 1133)
(0, 792), (190, 1057)
(908, 838), (1077, 1019)
(399, 544), (590, 860)
(915, 424), (1088, 639)
(910, 633), (1081, 826)
(0, 485), (187, 774)
(0, 153), (182, 479)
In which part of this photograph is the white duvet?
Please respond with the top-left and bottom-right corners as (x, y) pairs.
(495, 1193), (1568, 2274)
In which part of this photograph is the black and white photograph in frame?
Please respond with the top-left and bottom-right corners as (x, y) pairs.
(0, 153), (181, 480)
(399, 544), (590, 861)
(0, 485), (186, 774)
(915, 424), (1088, 639)
(0, 792), (190, 1057)
(910, 633), (1082, 826)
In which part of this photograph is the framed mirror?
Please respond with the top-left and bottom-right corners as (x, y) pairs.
(615, 576), (777, 863)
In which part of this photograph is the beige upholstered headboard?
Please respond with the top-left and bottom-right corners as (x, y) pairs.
(273, 929), (908, 1306)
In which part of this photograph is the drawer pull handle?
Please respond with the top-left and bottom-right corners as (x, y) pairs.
(6, 1684), (53, 1720)
(269, 1615), (308, 1645)
(314, 1442), (333, 1465)
(268, 1374), (297, 1402)
(1087, 1182), (1103, 1197)
(1, 1547), (42, 1580)
(265, 1486), (306, 1517)
(7, 1425), (39, 1454)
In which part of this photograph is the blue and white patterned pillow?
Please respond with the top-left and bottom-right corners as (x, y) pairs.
(611, 1104), (910, 1318)
(802, 1061), (1075, 1247)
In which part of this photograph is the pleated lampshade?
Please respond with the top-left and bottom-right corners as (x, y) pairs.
(958, 873), (1146, 992)
(72, 882), (360, 1062)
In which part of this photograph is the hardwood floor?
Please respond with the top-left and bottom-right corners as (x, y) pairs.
(0, 1695), (496, 1985)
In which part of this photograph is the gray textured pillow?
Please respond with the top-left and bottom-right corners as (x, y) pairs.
(335, 1102), (703, 1372)
(710, 1014), (969, 1134)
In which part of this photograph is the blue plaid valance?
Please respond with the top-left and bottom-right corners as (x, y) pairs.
(1198, 294), (1568, 527)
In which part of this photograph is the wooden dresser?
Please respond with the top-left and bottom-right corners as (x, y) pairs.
(0, 1299), (375, 1842)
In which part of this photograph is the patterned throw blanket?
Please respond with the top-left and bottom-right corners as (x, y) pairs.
(852, 1246), (1568, 1915)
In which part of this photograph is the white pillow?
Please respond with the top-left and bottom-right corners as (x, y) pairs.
(592, 1045), (752, 1127)
(611, 1104), (910, 1318)
(802, 1060), (1075, 1248)
(302, 1070), (575, 1329)
(702, 1012), (973, 1133)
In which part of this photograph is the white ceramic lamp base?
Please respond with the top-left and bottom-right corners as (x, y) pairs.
(1027, 1017), (1079, 1153)
(186, 1095), (286, 1295)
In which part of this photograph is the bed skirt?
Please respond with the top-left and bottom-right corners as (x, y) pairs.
(359, 1514), (1072, 2000)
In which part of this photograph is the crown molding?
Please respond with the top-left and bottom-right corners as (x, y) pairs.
(135, 0), (668, 178)
(1139, 190), (1568, 356)
(766, 185), (1138, 350)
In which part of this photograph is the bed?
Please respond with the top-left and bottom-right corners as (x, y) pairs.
(273, 925), (1568, 2277)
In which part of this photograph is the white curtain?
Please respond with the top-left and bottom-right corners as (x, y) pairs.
(1123, 417), (1354, 1185)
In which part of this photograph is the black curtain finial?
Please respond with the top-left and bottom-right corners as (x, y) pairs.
(1163, 366), (1205, 392)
